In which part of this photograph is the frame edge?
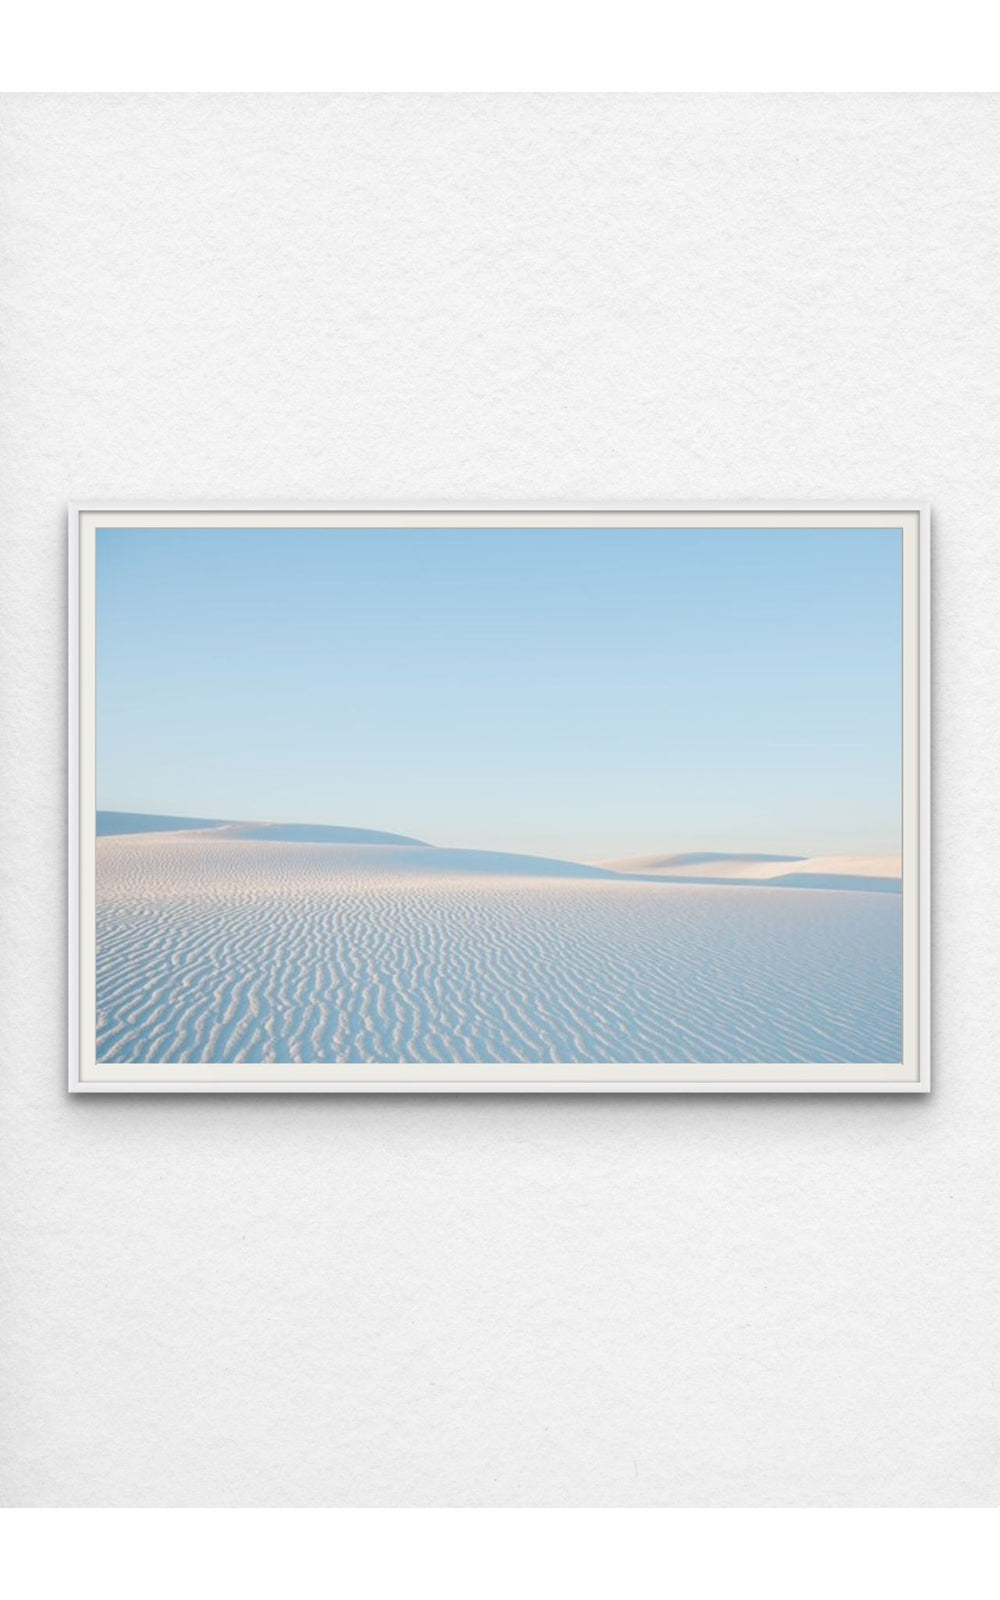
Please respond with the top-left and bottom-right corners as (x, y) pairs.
(69, 500), (929, 1095)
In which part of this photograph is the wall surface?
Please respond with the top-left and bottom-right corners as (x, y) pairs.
(1, 94), (997, 1507)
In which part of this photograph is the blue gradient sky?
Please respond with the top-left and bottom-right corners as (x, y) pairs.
(96, 526), (902, 860)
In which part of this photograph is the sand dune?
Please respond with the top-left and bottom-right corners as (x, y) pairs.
(111, 829), (621, 880)
(174, 821), (430, 846)
(97, 812), (425, 846)
(603, 851), (802, 875)
(602, 851), (902, 893)
(95, 834), (903, 1067)
(97, 810), (227, 836)
(98, 815), (900, 891)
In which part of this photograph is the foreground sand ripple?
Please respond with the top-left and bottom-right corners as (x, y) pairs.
(96, 838), (903, 1065)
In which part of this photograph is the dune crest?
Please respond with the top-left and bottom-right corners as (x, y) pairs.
(602, 851), (902, 893)
(97, 810), (226, 836)
(97, 812), (426, 846)
(97, 815), (900, 891)
(103, 834), (622, 881)
(604, 852), (803, 875)
(181, 821), (430, 846)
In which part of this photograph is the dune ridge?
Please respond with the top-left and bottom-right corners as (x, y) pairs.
(601, 851), (902, 893)
(97, 812), (426, 846)
(97, 814), (901, 892)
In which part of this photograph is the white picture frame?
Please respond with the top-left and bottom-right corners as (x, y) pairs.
(70, 502), (929, 1094)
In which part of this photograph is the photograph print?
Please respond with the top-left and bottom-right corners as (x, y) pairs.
(71, 506), (927, 1092)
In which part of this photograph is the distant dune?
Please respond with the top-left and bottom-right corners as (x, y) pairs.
(601, 851), (902, 893)
(173, 821), (431, 847)
(97, 811), (226, 836)
(96, 814), (901, 891)
(604, 852), (802, 874)
(97, 812), (426, 846)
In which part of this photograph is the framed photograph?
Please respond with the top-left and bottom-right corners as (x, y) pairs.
(69, 504), (929, 1093)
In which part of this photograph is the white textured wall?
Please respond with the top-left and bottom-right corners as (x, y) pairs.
(1, 94), (997, 1507)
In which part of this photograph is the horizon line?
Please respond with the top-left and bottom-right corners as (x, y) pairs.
(94, 809), (902, 873)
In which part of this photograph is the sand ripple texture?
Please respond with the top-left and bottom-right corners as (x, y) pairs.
(96, 838), (903, 1066)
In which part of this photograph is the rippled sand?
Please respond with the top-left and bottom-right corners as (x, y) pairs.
(95, 837), (903, 1066)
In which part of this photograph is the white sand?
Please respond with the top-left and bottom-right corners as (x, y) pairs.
(95, 834), (903, 1067)
(601, 852), (902, 889)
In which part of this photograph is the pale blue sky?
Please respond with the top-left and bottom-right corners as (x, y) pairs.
(96, 526), (902, 860)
